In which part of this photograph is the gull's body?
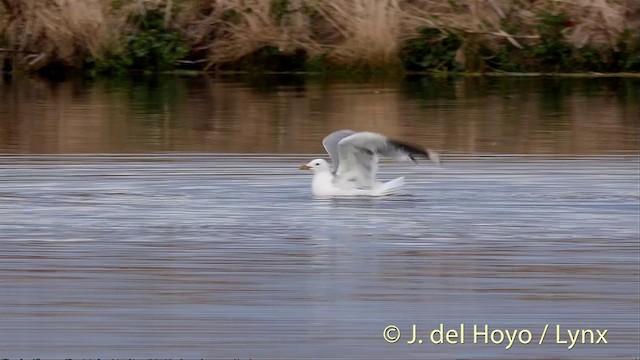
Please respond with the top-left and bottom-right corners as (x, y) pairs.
(300, 130), (440, 197)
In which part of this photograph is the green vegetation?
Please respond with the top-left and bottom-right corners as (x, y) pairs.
(270, 0), (292, 23)
(224, 46), (308, 72)
(87, 8), (188, 75)
(617, 29), (640, 72)
(486, 10), (639, 73)
(401, 28), (462, 73)
(0, 0), (638, 76)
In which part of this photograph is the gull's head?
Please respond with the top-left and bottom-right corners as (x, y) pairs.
(299, 159), (331, 173)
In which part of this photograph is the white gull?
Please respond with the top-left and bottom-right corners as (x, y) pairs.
(299, 130), (440, 197)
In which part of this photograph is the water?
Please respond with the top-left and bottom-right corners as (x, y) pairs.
(0, 75), (638, 358)
(1, 75), (638, 154)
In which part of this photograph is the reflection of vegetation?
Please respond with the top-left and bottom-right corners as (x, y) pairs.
(243, 73), (307, 93)
(100, 74), (188, 116)
(536, 78), (572, 129)
(1, 74), (636, 155)
(402, 76), (458, 101)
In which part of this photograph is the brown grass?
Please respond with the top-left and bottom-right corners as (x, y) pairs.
(312, 0), (404, 69)
(182, 0), (635, 70)
(0, 0), (636, 71)
(1, 0), (119, 70)
(179, 0), (319, 68)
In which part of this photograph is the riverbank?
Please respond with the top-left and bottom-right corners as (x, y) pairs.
(1, 0), (639, 75)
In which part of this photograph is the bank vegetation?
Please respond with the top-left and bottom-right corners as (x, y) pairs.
(1, 0), (638, 75)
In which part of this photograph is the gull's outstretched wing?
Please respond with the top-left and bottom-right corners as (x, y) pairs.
(322, 129), (356, 172)
(334, 131), (439, 189)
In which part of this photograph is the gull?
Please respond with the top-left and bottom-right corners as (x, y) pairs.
(299, 130), (440, 196)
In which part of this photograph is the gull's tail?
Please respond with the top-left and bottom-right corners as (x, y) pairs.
(373, 176), (405, 196)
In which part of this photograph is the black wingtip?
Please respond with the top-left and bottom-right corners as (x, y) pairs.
(389, 139), (440, 164)
(426, 149), (441, 165)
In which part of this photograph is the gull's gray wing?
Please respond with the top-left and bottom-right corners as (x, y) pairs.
(334, 131), (439, 188)
(322, 129), (356, 172)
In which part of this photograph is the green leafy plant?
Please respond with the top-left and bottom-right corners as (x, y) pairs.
(616, 29), (640, 72)
(86, 51), (132, 76)
(87, 8), (187, 75)
(305, 53), (330, 72)
(529, 10), (574, 71)
(400, 27), (462, 72)
(270, 0), (291, 23)
(485, 10), (620, 73)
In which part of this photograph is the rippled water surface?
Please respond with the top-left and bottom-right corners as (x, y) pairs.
(0, 76), (638, 358)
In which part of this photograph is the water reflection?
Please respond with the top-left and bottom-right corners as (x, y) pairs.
(0, 75), (637, 154)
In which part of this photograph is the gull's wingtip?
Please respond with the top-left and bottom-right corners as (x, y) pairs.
(387, 138), (441, 165)
(426, 149), (442, 165)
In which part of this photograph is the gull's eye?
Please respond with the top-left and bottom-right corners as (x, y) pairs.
(315, 162), (320, 166)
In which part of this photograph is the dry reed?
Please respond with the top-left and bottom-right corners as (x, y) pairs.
(1, 0), (119, 70)
(182, 0), (636, 70)
(0, 0), (637, 71)
(179, 0), (319, 68)
(312, 0), (404, 69)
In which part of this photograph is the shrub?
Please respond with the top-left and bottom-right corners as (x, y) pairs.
(89, 7), (188, 75)
(401, 27), (462, 72)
